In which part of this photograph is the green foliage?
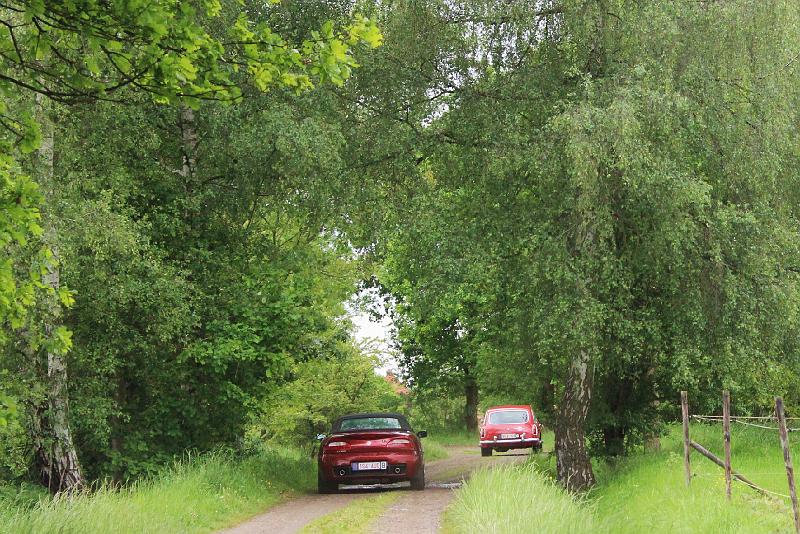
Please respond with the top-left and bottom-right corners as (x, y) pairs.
(251, 346), (403, 448)
(0, 0), (384, 478)
(0, 152), (42, 345)
(408, 391), (470, 434)
(0, 0), (383, 371)
(0, 382), (28, 482)
(358, 0), (800, 458)
(0, 0), (381, 105)
(0, 388), (16, 428)
(43, 97), (368, 479)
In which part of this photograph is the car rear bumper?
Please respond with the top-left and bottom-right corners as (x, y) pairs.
(319, 451), (421, 483)
(480, 437), (541, 447)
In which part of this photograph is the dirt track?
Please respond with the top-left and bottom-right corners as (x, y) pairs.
(220, 446), (531, 534)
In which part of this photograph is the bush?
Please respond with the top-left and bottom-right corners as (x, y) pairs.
(248, 347), (403, 448)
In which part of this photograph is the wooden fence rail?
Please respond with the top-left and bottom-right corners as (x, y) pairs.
(680, 391), (800, 534)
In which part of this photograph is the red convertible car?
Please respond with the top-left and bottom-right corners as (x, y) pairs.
(317, 412), (427, 493)
(480, 405), (542, 456)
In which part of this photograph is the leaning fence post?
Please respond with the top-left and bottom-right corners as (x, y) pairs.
(723, 390), (732, 500)
(682, 391), (691, 487)
(776, 396), (800, 534)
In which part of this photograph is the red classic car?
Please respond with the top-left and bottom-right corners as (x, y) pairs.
(479, 405), (542, 456)
(317, 412), (427, 493)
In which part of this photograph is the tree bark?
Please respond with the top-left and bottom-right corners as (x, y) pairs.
(464, 373), (478, 432)
(555, 348), (595, 492)
(28, 93), (84, 493)
(556, 197), (598, 492)
(178, 106), (198, 180)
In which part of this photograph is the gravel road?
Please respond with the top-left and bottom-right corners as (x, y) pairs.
(219, 446), (532, 534)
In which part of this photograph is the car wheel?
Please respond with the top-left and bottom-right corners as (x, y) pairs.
(317, 470), (338, 494)
(411, 464), (425, 491)
(481, 447), (492, 457)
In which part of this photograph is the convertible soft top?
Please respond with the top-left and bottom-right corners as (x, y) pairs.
(331, 412), (412, 432)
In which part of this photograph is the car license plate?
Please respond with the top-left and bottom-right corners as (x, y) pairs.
(352, 461), (387, 471)
(501, 433), (519, 439)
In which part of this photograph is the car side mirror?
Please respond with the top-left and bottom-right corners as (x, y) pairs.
(416, 430), (427, 438)
(315, 433), (326, 441)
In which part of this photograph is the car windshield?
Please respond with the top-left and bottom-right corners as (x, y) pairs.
(339, 417), (403, 431)
(487, 410), (529, 424)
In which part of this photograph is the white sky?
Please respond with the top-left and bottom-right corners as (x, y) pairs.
(346, 288), (398, 375)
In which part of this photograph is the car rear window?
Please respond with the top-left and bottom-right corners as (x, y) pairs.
(338, 417), (403, 431)
(487, 410), (529, 424)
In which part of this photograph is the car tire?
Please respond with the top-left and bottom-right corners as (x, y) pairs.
(410, 464), (425, 490)
(317, 470), (338, 494)
(481, 447), (492, 457)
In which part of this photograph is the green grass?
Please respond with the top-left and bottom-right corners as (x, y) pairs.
(0, 446), (314, 534)
(443, 464), (599, 534)
(444, 424), (799, 534)
(425, 430), (477, 447)
(594, 424), (796, 533)
(422, 438), (450, 462)
(300, 491), (401, 534)
(422, 429), (485, 461)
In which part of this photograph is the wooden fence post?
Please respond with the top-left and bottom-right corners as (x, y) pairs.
(776, 396), (800, 534)
(682, 391), (691, 487)
(723, 390), (732, 500)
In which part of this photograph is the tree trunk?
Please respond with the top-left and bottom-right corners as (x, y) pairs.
(555, 348), (595, 492)
(464, 374), (478, 432)
(553, 134), (604, 489)
(28, 93), (84, 493)
(602, 426), (625, 457)
(178, 106), (198, 179)
(601, 377), (630, 456)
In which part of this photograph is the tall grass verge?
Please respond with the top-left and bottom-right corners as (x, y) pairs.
(594, 423), (796, 533)
(443, 464), (599, 534)
(444, 424), (798, 533)
(0, 446), (314, 534)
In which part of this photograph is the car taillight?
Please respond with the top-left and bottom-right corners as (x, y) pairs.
(388, 439), (413, 447)
(326, 441), (347, 448)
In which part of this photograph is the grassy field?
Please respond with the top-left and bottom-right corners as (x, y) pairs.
(0, 446), (314, 534)
(425, 430), (477, 447)
(422, 439), (450, 462)
(421, 429), (480, 461)
(444, 423), (799, 533)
